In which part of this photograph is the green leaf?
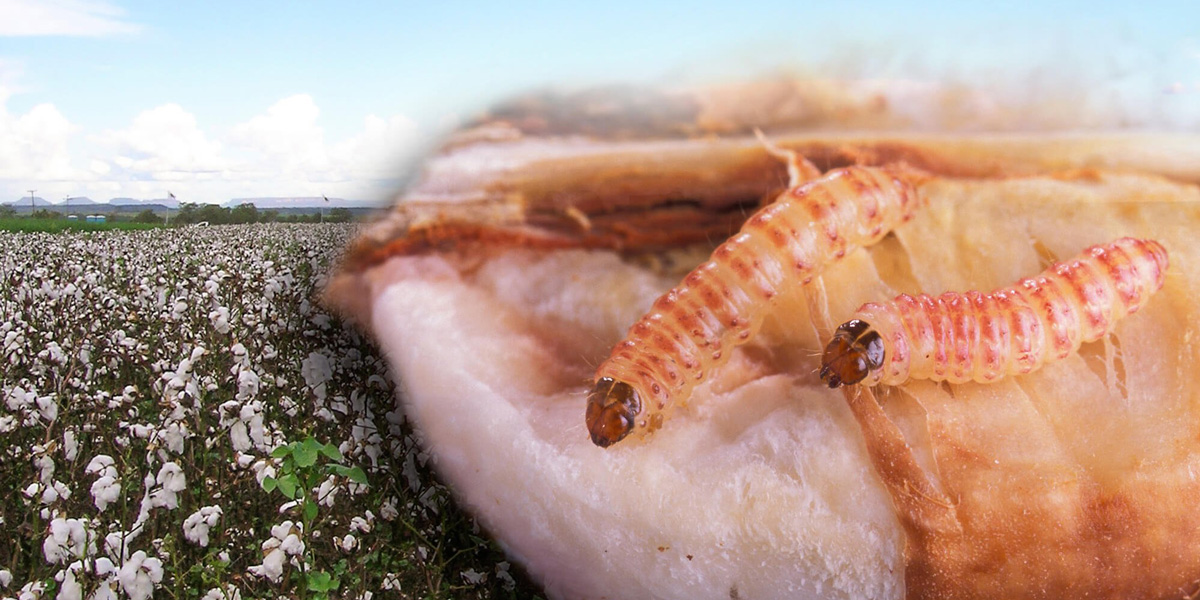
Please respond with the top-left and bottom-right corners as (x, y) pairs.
(306, 571), (339, 592)
(270, 445), (291, 459)
(346, 466), (368, 485)
(303, 500), (318, 522)
(294, 439), (320, 468)
(277, 474), (299, 499)
(261, 476), (278, 493)
(319, 442), (343, 462)
(327, 465), (351, 477)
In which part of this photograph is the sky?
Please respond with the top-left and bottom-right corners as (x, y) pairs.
(1, 1), (1198, 205)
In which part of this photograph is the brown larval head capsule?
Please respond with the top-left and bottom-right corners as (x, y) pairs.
(819, 319), (885, 388)
(585, 377), (642, 448)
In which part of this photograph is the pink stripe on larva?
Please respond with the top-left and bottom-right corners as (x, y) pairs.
(586, 163), (929, 447)
(854, 237), (1168, 387)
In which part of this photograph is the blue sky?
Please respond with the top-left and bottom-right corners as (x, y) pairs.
(1, 1), (1198, 204)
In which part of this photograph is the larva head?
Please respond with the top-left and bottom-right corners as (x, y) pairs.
(585, 377), (642, 448)
(819, 319), (884, 388)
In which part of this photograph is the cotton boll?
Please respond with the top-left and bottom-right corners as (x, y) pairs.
(229, 343), (248, 364)
(208, 307), (231, 334)
(35, 394), (57, 422)
(170, 299), (188, 319)
(495, 561), (516, 590)
(149, 462), (186, 509)
(159, 422), (189, 455)
(105, 531), (135, 562)
(18, 580), (45, 600)
(301, 352), (332, 398)
(270, 520), (299, 542)
(229, 420), (252, 452)
(90, 476), (121, 512)
(42, 518), (90, 564)
(251, 461), (276, 485)
(236, 370), (260, 400)
(201, 585), (241, 600)
(62, 430), (78, 462)
(248, 538), (286, 583)
(182, 506), (223, 547)
(56, 561), (83, 600)
(315, 477), (338, 507)
(379, 497), (398, 521)
(116, 551), (163, 600)
(349, 514), (372, 533)
(381, 573), (401, 591)
(279, 533), (304, 556)
(95, 557), (116, 577)
(91, 581), (119, 600)
(6, 386), (32, 411)
(86, 455), (117, 476)
(360, 251), (905, 599)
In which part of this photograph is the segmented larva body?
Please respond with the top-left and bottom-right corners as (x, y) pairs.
(819, 237), (1169, 388)
(586, 163), (929, 447)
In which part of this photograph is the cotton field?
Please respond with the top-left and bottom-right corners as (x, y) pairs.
(0, 224), (528, 600)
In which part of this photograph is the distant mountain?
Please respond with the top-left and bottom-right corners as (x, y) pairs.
(223, 196), (377, 209)
(4, 195), (377, 211)
(5, 196), (52, 207)
(5, 196), (96, 207)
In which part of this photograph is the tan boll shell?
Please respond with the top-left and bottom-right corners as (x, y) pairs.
(327, 80), (1200, 599)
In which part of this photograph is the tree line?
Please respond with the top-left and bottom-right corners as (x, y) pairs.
(0, 203), (355, 225)
(172, 202), (354, 224)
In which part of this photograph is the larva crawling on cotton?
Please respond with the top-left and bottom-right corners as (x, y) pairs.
(820, 237), (1169, 388)
(586, 136), (931, 447)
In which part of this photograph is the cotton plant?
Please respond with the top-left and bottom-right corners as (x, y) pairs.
(0, 224), (523, 597)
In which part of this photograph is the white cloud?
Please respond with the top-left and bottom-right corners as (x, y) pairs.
(98, 103), (226, 176)
(222, 94), (425, 199)
(1, 87), (427, 203)
(0, 0), (141, 37)
(89, 159), (110, 175)
(0, 103), (78, 180)
(228, 94), (329, 175)
(330, 113), (421, 179)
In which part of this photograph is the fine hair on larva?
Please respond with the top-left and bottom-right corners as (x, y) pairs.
(819, 237), (1169, 388)
(585, 139), (930, 448)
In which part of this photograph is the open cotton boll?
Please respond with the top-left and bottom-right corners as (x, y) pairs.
(367, 250), (902, 599)
(182, 506), (223, 547)
(116, 551), (163, 600)
(148, 462), (186, 509)
(90, 476), (121, 512)
(330, 78), (1200, 598)
(43, 518), (92, 565)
